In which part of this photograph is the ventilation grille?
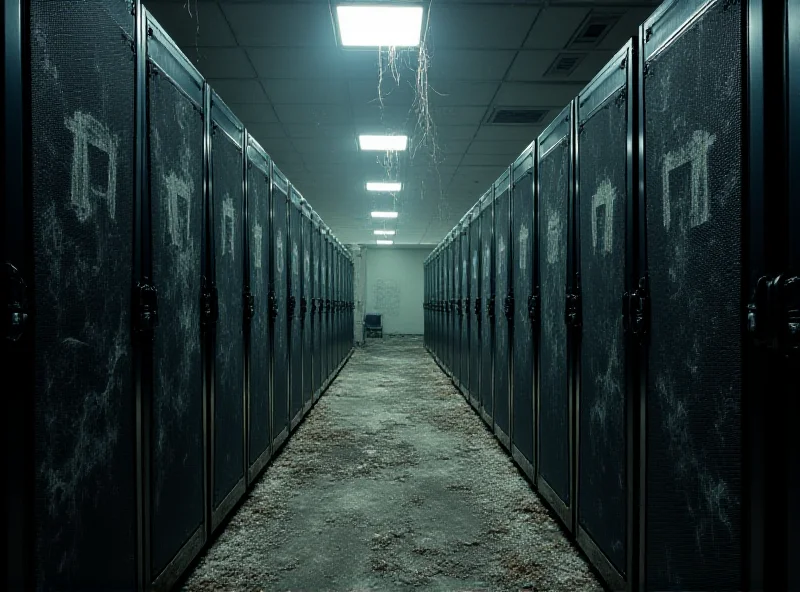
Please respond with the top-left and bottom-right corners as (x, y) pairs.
(488, 109), (549, 125)
(545, 53), (586, 78)
(568, 13), (621, 48)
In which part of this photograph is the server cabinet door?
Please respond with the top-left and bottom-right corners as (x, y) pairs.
(312, 224), (322, 400)
(640, 2), (747, 588)
(321, 235), (329, 383)
(511, 146), (536, 483)
(469, 217), (482, 406)
(536, 105), (573, 530)
(145, 16), (206, 585)
(28, 0), (137, 586)
(209, 93), (246, 529)
(461, 226), (471, 397)
(271, 170), (290, 446)
(575, 45), (633, 590)
(245, 139), (271, 483)
(453, 234), (462, 386)
(301, 212), (312, 411)
(480, 197), (495, 425)
(288, 196), (303, 428)
(444, 242), (452, 372)
(494, 172), (512, 449)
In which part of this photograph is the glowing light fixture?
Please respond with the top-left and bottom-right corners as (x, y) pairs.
(358, 135), (408, 151)
(371, 211), (399, 219)
(377, 240), (394, 245)
(336, 5), (423, 48)
(374, 230), (396, 236)
(366, 181), (402, 192)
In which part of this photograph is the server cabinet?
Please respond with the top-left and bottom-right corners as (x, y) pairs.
(460, 221), (471, 398)
(494, 169), (512, 451)
(574, 42), (635, 591)
(511, 142), (537, 484)
(469, 208), (482, 410)
(536, 103), (575, 531)
(245, 136), (272, 484)
(453, 232), (462, 387)
(321, 231), (330, 385)
(4, 0), (140, 586)
(325, 235), (333, 379)
(479, 189), (495, 426)
(438, 247), (444, 365)
(637, 1), (779, 588)
(301, 200), (312, 414)
(288, 187), (303, 430)
(332, 245), (339, 367)
(208, 90), (246, 532)
(144, 13), (207, 587)
(270, 165), (290, 451)
(443, 238), (452, 373)
(312, 218), (322, 402)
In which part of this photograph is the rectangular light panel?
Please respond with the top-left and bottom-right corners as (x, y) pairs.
(337, 5), (423, 48)
(358, 135), (408, 151)
(376, 240), (394, 245)
(366, 182), (402, 192)
(374, 230), (396, 236)
(371, 211), (399, 219)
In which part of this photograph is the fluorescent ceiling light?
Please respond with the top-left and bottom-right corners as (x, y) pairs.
(376, 240), (394, 245)
(366, 182), (402, 192)
(359, 135), (408, 151)
(374, 230), (396, 236)
(337, 5), (423, 48)
(371, 211), (399, 219)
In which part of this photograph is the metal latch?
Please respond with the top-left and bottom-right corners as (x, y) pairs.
(311, 297), (317, 315)
(288, 295), (296, 317)
(3, 262), (28, 342)
(325, 298), (331, 314)
(201, 277), (218, 328)
(135, 278), (159, 337)
(243, 290), (255, 321)
(300, 296), (308, 320)
(748, 273), (800, 353)
(474, 297), (481, 318)
(487, 295), (496, 320)
(268, 290), (278, 320)
(622, 276), (649, 340)
(504, 293), (514, 321)
(528, 292), (540, 326)
(564, 292), (581, 330)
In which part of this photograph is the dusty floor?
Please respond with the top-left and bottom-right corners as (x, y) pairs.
(183, 336), (604, 592)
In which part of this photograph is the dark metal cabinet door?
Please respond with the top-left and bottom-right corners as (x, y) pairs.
(29, 0), (137, 586)
(480, 205), (495, 422)
(312, 226), (322, 397)
(288, 202), (303, 426)
(271, 178), (290, 443)
(302, 214), (312, 408)
(494, 181), (512, 446)
(461, 229), (471, 394)
(470, 219), (482, 403)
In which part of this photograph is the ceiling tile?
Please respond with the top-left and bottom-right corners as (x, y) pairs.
(226, 103), (278, 123)
(435, 125), (479, 141)
(524, 7), (590, 49)
(430, 5), (540, 49)
(494, 82), (583, 107)
(474, 124), (543, 142)
(292, 136), (359, 155)
(246, 123), (286, 141)
(247, 47), (342, 79)
(348, 78), (415, 109)
(467, 140), (530, 156)
(263, 79), (350, 105)
(188, 47), (256, 79)
(273, 103), (352, 125)
(221, 3), (335, 47)
(145, 2), (237, 47)
(439, 140), (471, 155)
(433, 106), (488, 126)
(460, 153), (515, 167)
(352, 104), (412, 130)
(599, 7), (657, 50)
(429, 50), (516, 81)
(209, 79), (269, 104)
(283, 123), (354, 139)
(428, 80), (499, 107)
(507, 50), (617, 82)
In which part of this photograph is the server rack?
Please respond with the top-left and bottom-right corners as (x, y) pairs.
(300, 198), (312, 416)
(493, 168), (513, 451)
(288, 186), (303, 431)
(479, 189), (495, 427)
(469, 205), (482, 411)
(459, 218), (471, 398)
(270, 164), (290, 452)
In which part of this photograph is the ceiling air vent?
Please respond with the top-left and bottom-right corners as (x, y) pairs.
(567, 13), (621, 48)
(544, 53), (586, 78)
(488, 109), (548, 125)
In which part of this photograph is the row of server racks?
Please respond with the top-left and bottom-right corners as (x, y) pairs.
(424, 1), (799, 590)
(1, 1), (356, 590)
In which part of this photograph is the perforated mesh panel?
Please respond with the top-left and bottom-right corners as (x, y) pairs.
(212, 131), (244, 506)
(272, 187), (289, 436)
(313, 228), (321, 394)
(461, 232), (470, 389)
(148, 66), (205, 576)
(481, 209), (494, 417)
(513, 173), (535, 462)
(31, 0), (136, 586)
(320, 237), (328, 382)
(470, 223), (481, 396)
(302, 216), (312, 405)
(578, 94), (628, 573)
(289, 205), (303, 420)
(494, 190), (511, 435)
(247, 159), (271, 467)
(538, 141), (571, 504)
(644, 3), (742, 588)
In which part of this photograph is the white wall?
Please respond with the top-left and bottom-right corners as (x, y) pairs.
(364, 247), (431, 335)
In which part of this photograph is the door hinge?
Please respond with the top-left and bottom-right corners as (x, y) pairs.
(504, 293), (515, 321)
(243, 290), (255, 321)
(528, 291), (540, 326)
(748, 273), (800, 353)
(623, 275), (650, 340)
(3, 262), (29, 342)
(201, 277), (218, 328)
(135, 278), (159, 338)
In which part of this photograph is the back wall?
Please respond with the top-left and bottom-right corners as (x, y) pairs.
(364, 247), (431, 335)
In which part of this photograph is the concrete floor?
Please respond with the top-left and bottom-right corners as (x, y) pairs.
(182, 336), (604, 592)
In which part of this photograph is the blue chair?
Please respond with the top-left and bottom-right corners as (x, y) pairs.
(363, 313), (383, 339)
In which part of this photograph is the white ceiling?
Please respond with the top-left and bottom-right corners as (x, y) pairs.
(145, 0), (660, 245)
